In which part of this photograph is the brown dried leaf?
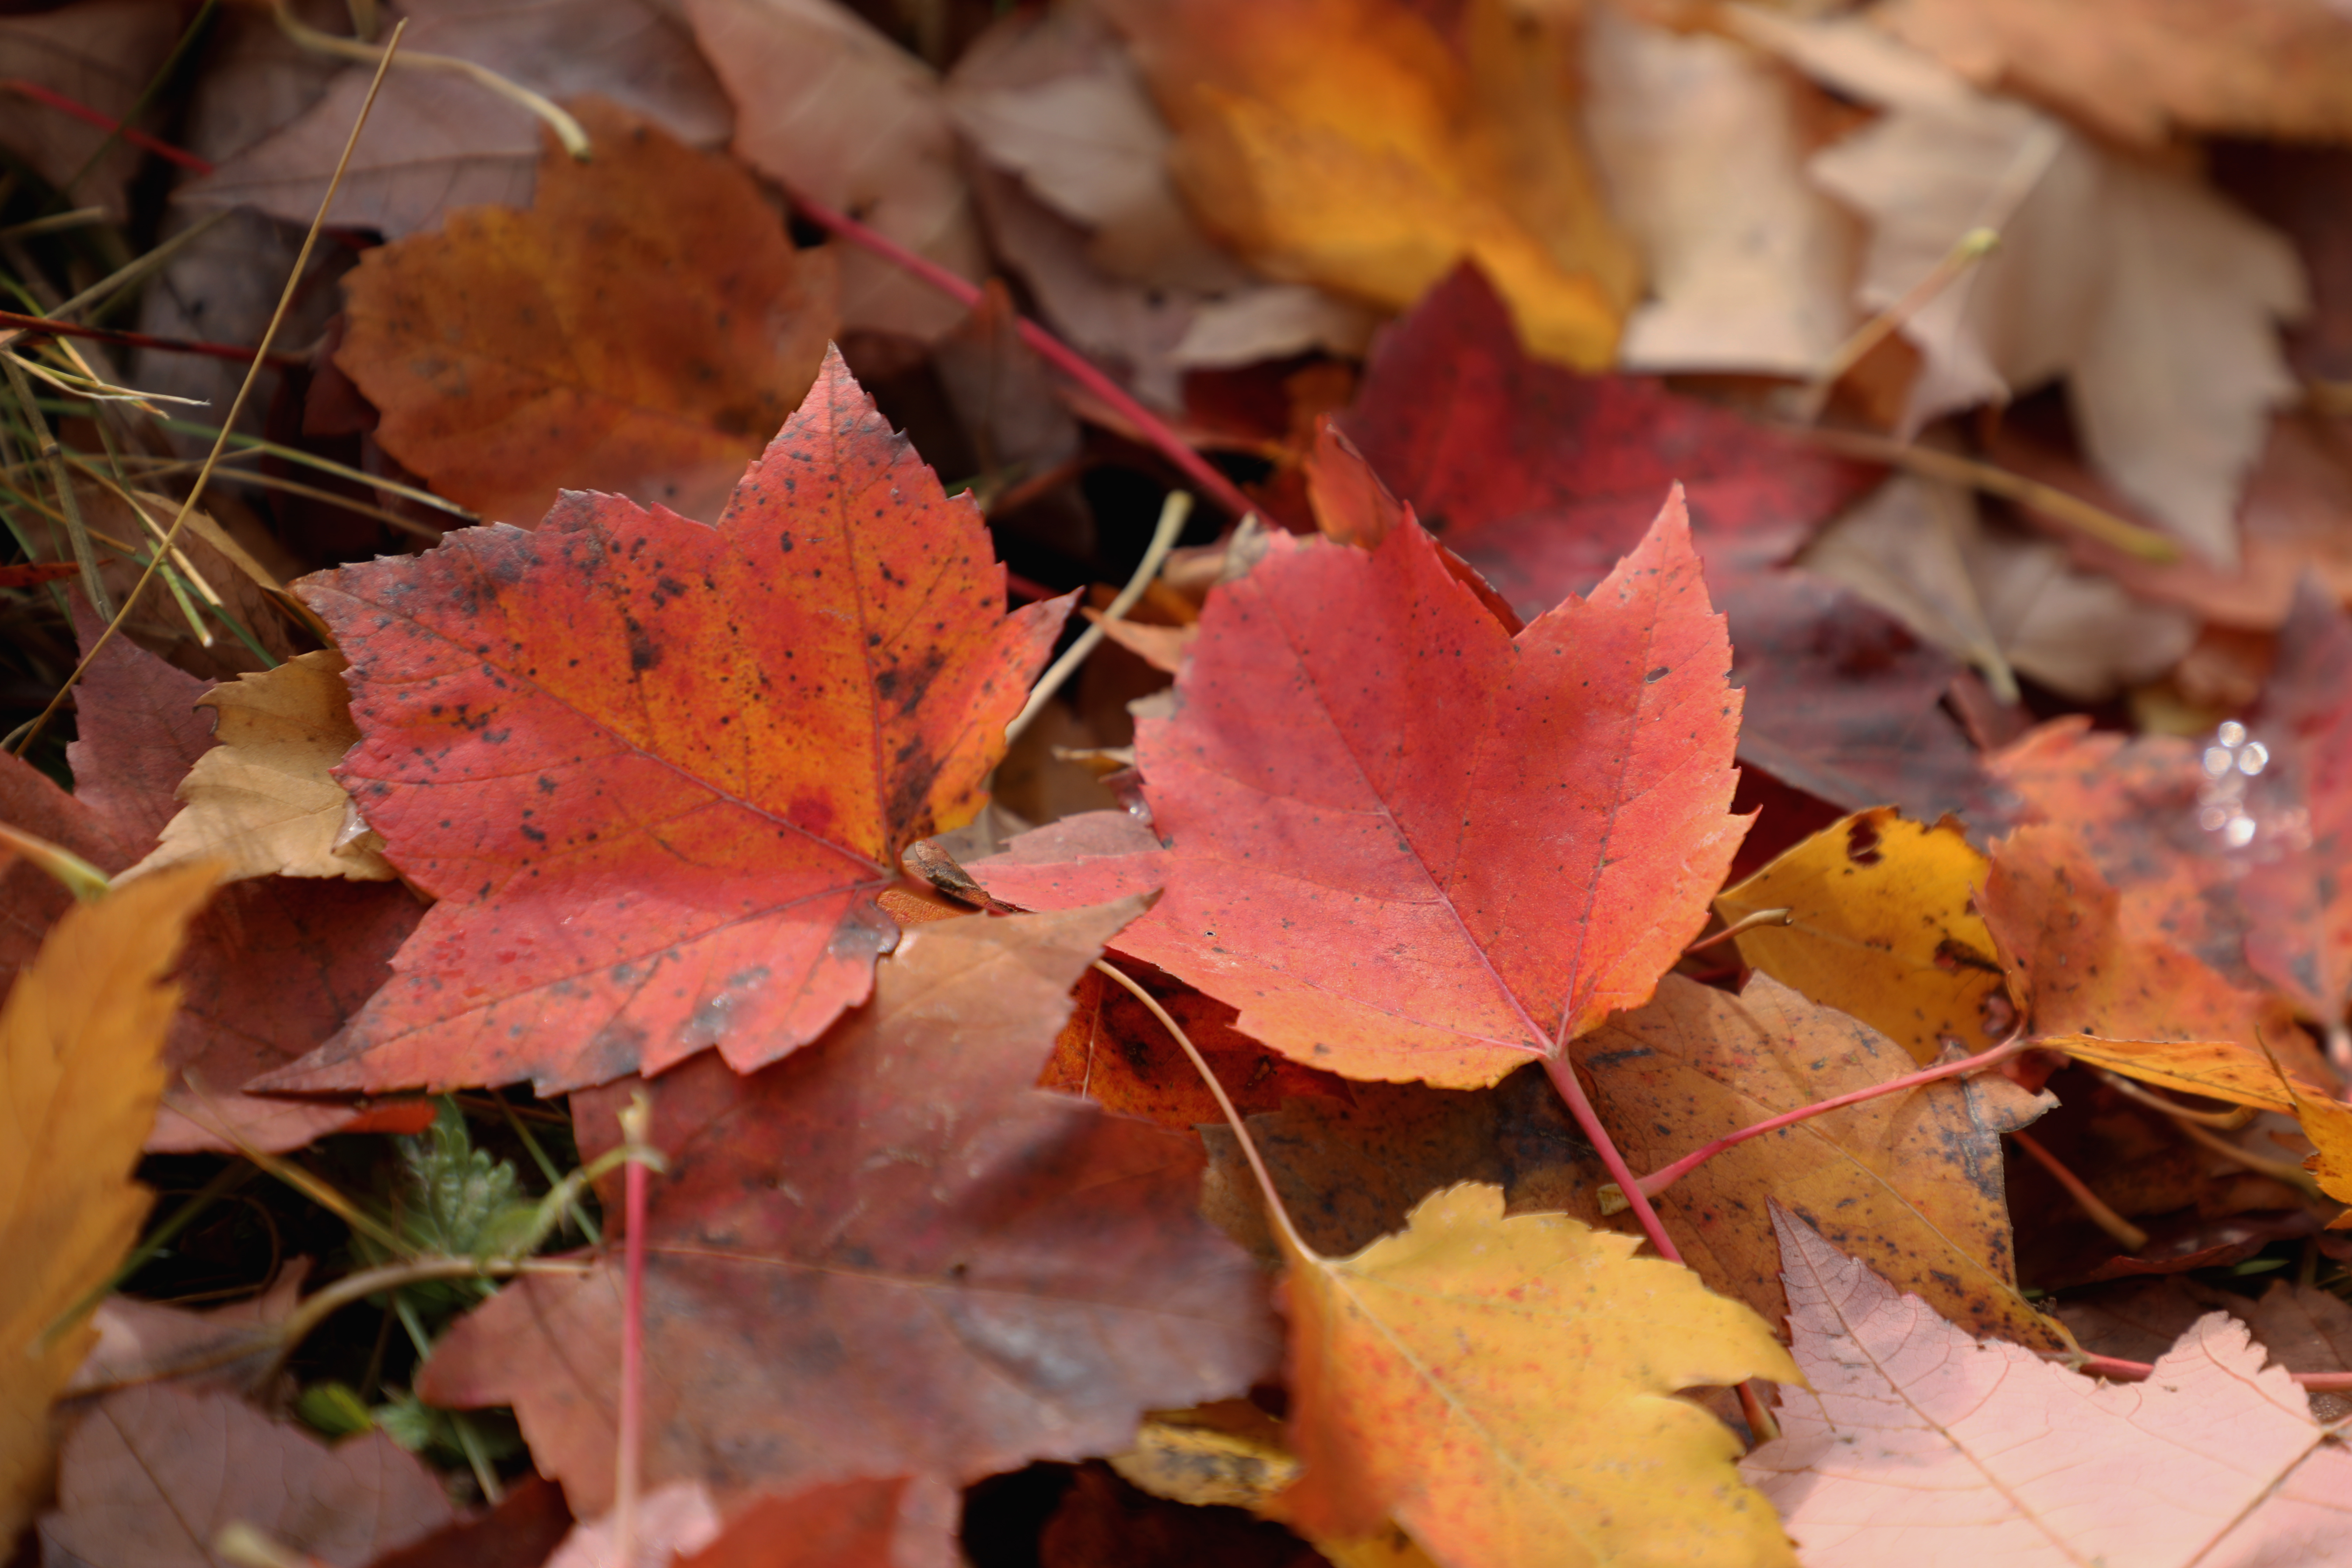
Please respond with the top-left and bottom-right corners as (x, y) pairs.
(1574, 973), (2067, 1349)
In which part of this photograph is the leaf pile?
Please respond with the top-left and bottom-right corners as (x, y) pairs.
(8, 1), (2352, 1565)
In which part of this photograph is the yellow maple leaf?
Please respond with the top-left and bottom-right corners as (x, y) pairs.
(1100, 0), (1637, 369)
(1716, 807), (2006, 1066)
(0, 863), (217, 1538)
(1280, 1182), (1799, 1568)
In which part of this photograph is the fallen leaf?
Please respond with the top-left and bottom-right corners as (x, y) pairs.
(972, 491), (1749, 1088)
(38, 1383), (455, 1567)
(1097, 0), (1638, 368)
(1743, 1205), (2352, 1566)
(270, 348), (1067, 1095)
(1987, 413), (2352, 633)
(360, 1475), (574, 1568)
(684, 0), (985, 340)
(1987, 718), (2250, 980)
(126, 652), (392, 885)
(181, 0), (732, 238)
(1582, 6), (1855, 377)
(0, 624), (424, 1153)
(1199, 1064), (1606, 1265)
(1744, 8), (2306, 566)
(336, 100), (839, 529)
(1876, 0), (2352, 146)
(1279, 1182), (1800, 1568)
(0, 0), (180, 218)
(943, 5), (1374, 386)
(1047, 961), (1345, 1128)
(66, 1261), (306, 1400)
(548, 1481), (722, 1568)
(2238, 579), (2352, 1029)
(1800, 471), (2197, 703)
(1716, 806), (2007, 1065)
(1, 865), (216, 1543)
(417, 905), (1278, 1552)
(149, 878), (426, 1153)
(1982, 824), (2299, 1056)
(674, 1478), (918, 1568)
(1575, 973), (2064, 1349)
(1333, 264), (1986, 820)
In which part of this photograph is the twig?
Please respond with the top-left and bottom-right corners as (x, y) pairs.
(1684, 906), (1790, 956)
(615, 1091), (654, 1568)
(256, 1253), (593, 1383)
(1791, 425), (2180, 564)
(785, 191), (1261, 524)
(1632, 1034), (2031, 1200)
(0, 309), (304, 368)
(1006, 490), (1191, 744)
(2056, 1349), (2352, 1395)
(1092, 960), (1314, 1261)
(271, 0), (590, 160)
(0, 79), (212, 173)
(2094, 1069), (2258, 1131)
(2011, 1129), (2147, 1254)
(1795, 227), (1998, 423)
(8, 21), (407, 758)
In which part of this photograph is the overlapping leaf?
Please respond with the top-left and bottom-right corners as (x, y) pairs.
(271, 349), (1068, 1095)
(126, 651), (392, 884)
(1744, 1208), (2352, 1566)
(39, 1384), (454, 1567)
(2, 867), (215, 1543)
(1716, 807), (2007, 1065)
(0, 625), (420, 1153)
(417, 905), (1276, 1557)
(1574, 973), (2064, 1349)
(1279, 1183), (1800, 1568)
(337, 100), (839, 528)
(1331, 264), (1985, 820)
(1097, 0), (1638, 368)
(974, 491), (1748, 1087)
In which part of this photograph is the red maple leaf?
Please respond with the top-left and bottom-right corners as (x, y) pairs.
(417, 904), (1275, 1555)
(267, 349), (1069, 1095)
(1335, 263), (1986, 820)
(971, 494), (1748, 1087)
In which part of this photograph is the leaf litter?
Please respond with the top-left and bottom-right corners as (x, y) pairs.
(11, 2), (2352, 1564)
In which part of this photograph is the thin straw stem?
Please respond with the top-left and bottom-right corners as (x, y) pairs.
(8, 21), (407, 758)
(1006, 490), (1192, 744)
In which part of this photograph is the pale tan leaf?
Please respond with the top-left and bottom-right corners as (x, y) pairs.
(1877, 0), (2352, 147)
(1804, 472), (2196, 701)
(945, 7), (1371, 394)
(1738, 9), (2306, 566)
(1583, 7), (1856, 377)
(686, 0), (984, 340)
(127, 652), (391, 885)
(180, 0), (732, 238)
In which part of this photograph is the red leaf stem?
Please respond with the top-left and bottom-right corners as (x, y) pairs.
(784, 189), (1261, 524)
(0, 308), (303, 368)
(1634, 1036), (2032, 1199)
(0, 80), (215, 174)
